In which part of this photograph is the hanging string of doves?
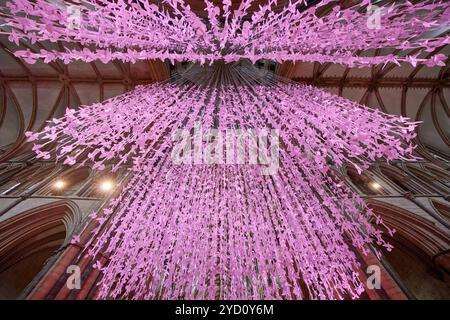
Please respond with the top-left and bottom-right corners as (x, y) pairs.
(2, 0), (449, 299)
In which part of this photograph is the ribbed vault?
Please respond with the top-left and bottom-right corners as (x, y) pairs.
(0, 33), (170, 161)
(0, 0), (449, 164)
(276, 44), (450, 163)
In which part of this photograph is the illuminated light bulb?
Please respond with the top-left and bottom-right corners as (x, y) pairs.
(53, 180), (65, 189)
(100, 180), (115, 192)
(371, 182), (381, 190)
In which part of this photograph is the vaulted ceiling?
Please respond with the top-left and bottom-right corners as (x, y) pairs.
(149, 0), (292, 16)
(276, 46), (450, 162)
(0, 33), (170, 161)
(0, 1), (449, 164)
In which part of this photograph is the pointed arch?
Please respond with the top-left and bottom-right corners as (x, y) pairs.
(368, 200), (449, 258)
(0, 200), (83, 299)
(367, 200), (450, 299)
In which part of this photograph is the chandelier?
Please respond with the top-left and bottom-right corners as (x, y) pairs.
(2, 0), (449, 299)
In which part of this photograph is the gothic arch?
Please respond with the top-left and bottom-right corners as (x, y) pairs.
(367, 200), (450, 299)
(0, 200), (83, 299)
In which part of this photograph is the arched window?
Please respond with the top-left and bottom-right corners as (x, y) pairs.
(368, 200), (450, 300)
(39, 167), (91, 196)
(346, 167), (385, 195)
(0, 201), (82, 299)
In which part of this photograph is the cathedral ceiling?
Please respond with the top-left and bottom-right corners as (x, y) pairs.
(0, 0), (449, 163)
